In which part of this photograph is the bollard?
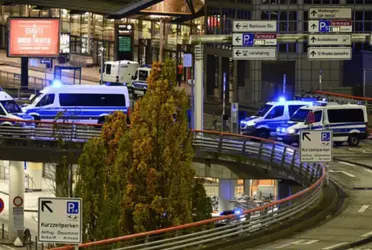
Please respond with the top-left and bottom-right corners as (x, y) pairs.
(35, 236), (37, 250)
(1, 223), (4, 239)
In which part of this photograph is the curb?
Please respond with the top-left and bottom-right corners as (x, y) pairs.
(201, 182), (341, 250)
(334, 157), (372, 170)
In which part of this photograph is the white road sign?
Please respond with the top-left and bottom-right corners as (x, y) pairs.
(307, 47), (352, 60)
(308, 34), (351, 46)
(233, 20), (277, 32)
(232, 47), (277, 60)
(308, 8), (352, 19)
(38, 197), (82, 244)
(300, 130), (332, 163)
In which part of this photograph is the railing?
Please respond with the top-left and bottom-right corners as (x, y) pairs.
(0, 118), (326, 250)
(0, 69), (50, 90)
(310, 90), (372, 113)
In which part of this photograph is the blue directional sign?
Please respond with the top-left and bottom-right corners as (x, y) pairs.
(319, 20), (331, 33)
(242, 33), (254, 47)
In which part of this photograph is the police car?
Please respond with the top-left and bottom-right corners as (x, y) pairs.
(0, 89), (34, 128)
(240, 97), (315, 138)
(276, 103), (368, 146)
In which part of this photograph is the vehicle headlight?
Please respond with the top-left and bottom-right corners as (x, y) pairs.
(247, 121), (255, 126)
(287, 128), (295, 134)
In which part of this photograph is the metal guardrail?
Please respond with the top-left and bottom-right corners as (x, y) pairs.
(0, 118), (326, 250)
(0, 69), (50, 90)
(310, 90), (372, 113)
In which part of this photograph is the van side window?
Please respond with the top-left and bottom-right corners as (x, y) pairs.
(59, 94), (126, 106)
(106, 64), (112, 75)
(138, 70), (149, 81)
(314, 111), (322, 122)
(36, 94), (55, 107)
(327, 109), (364, 123)
(289, 105), (304, 117)
(0, 107), (5, 116)
(266, 106), (284, 119)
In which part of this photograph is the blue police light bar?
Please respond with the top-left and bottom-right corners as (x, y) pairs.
(51, 80), (62, 87)
(278, 97), (286, 102)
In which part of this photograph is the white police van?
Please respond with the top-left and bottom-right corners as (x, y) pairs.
(0, 89), (34, 127)
(21, 83), (130, 124)
(276, 103), (368, 146)
(240, 98), (315, 138)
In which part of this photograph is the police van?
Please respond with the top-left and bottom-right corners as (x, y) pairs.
(131, 65), (152, 97)
(21, 84), (130, 124)
(276, 103), (368, 146)
(240, 98), (315, 138)
(0, 89), (34, 127)
(102, 60), (139, 84)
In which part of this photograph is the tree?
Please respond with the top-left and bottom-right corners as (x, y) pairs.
(75, 112), (130, 241)
(120, 59), (198, 233)
(192, 179), (212, 222)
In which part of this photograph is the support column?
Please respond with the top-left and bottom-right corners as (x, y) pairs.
(218, 179), (235, 213)
(25, 162), (43, 191)
(159, 19), (164, 63)
(243, 179), (251, 197)
(8, 161), (25, 242)
(21, 58), (28, 89)
(277, 180), (291, 200)
(194, 44), (204, 130)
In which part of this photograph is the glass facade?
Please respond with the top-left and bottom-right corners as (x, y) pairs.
(0, 4), (201, 64)
(205, 1), (372, 105)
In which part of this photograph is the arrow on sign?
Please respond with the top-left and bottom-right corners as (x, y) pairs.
(235, 36), (241, 43)
(310, 51), (316, 57)
(311, 10), (317, 16)
(235, 23), (241, 30)
(302, 132), (311, 141)
(311, 23), (317, 30)
(42, 200), (53, 213)
(235, 50), (241, 57)
(310, 36), (316, 43)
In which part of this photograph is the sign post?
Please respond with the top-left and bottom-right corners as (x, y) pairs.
(231, 103), (239, 134)
(183, 53), (193, 129)
(308, 7), (352, 61)
(300, 130), (332, 186)
(38, 197), (82, 245)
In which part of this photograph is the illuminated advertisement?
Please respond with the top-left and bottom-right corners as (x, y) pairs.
(60, 33), (70, 53)
(8, 18), (60, 57)
(115, 24), (134, 61)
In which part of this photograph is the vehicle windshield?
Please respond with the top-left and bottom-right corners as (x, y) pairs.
(29, 93), (42, 105)
(255, 104), (273, 117)
(290, 108), (310, 122)
(0, 100), (22, 114)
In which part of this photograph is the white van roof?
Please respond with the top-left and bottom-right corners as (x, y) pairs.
(0, 91), (14, 101)
(41, 84), (129, 94)
(303, 104), (366, 111)
(105, 60), (138, 65)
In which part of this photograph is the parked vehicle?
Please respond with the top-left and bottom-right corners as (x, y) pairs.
(276, 103), (368, 146)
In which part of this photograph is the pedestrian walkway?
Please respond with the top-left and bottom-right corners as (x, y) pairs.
(0, 178), (55, 242)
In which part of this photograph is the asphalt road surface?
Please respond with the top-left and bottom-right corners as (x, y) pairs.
(252, 141), (372, 250)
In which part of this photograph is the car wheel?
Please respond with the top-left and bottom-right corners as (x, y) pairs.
(347, 134), (360, 147)
(257, 129), (270, 139)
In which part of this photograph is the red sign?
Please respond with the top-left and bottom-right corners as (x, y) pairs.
(8, 18), (60, 58)
(13, 196), (23, 207)
(307, 112), (315, 124)
(0, 198), (4, 213)
(255, 33), (277, 39)
(331, 20), (352, 26)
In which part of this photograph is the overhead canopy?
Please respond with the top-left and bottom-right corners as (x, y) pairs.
(1, 0), (204, 21)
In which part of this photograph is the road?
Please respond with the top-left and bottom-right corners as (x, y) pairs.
(253, 141), (372, 250)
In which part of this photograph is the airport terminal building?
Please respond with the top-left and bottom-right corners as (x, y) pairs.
(0, 0), (371, 106)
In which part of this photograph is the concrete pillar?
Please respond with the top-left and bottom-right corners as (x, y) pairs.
(218, 179), (235, 213)
(159, 19), (164, 62)
(8, 161), (25, 242)
(243, 179), (251, 197)
(277, 180), (291, 200)
(25, 162), (43, 191)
